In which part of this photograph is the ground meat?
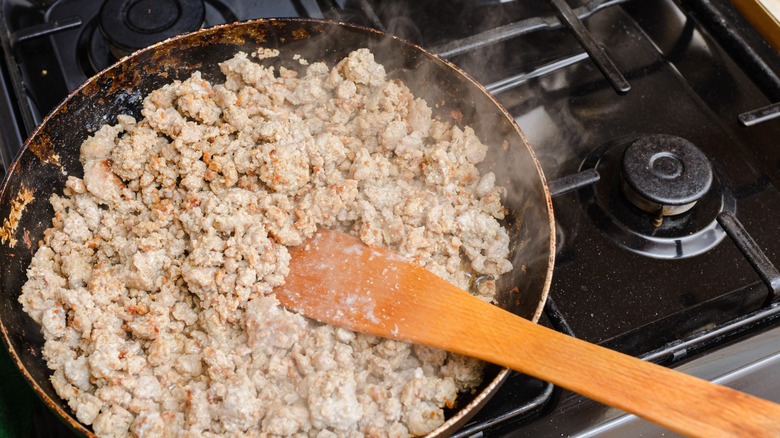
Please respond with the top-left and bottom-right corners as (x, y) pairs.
(20, 48), (512, 437)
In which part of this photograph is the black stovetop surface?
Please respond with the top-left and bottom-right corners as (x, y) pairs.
(1, 0), (779, 436)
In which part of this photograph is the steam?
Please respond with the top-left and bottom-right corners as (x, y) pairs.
(209, 16), (560, 315)
(371, 3), (575, 315)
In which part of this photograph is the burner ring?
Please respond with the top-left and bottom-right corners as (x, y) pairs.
(99, 0), (206, 58)
(621, 135), (713, 216)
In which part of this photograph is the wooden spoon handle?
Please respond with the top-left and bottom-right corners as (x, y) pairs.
(279, 229), (780, 436)
(424, 281), (780, 437)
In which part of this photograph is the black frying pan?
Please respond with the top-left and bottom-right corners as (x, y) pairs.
(0, 19), (555, 436)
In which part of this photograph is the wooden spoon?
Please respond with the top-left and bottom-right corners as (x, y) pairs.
(275, 229), (780, 437)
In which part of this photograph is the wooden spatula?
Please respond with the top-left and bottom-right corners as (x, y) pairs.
(275, 228), (780, 437)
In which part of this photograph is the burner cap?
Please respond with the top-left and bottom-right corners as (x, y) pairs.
(578, 136), (733, 259)
(99, 0), (205, 58)
(621, 135), (713, 216)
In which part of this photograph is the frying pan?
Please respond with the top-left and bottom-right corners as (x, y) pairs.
(0, 19), (555, 436)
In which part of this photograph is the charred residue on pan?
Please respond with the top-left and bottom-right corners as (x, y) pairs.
(0, 186), (35, 247)
(183, 20), (269, 47)
(28, 131), (62, 167)
(292, 28), (310, 40)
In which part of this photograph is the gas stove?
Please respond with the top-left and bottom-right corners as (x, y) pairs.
(1, 0), (779, 436)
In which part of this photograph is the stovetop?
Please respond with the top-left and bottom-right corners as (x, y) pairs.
(1, 0), (779, 436)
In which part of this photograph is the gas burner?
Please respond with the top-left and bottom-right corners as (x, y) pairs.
(99, 0), (206, 59)
(621, 135), (713, 222)
(578, 136), (735, 259)
(80, 0), (234, 76)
